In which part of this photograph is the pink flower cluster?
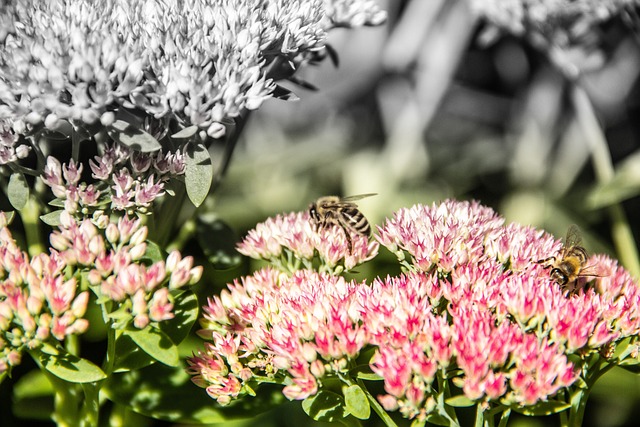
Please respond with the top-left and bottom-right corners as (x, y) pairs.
(189, 268), (368, 404)
(0, 212), (89, 376)
(236, 211), (379, 273)
(51, 212), (202, 330)
(189, 200), (640, 421)
(41, 143), (185, 216)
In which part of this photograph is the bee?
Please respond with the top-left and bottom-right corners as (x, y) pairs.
(308, 193), (376, 251)
(537, 225), (600, 292)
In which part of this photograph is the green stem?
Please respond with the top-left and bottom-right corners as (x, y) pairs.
(474, 403), (485, 427)
(21, 196), (45, 256)
(570, 83), (640, 277)
(30, 351), (81, 427)
(79, 325), (119, 426)
(166, 217), (196, 253)
(567, 388), (589, 427)
(436, 371), (461, 427)
(151, 181), (188, 247)
(355, 378), (399, 427)
(497, 408), (511, 427)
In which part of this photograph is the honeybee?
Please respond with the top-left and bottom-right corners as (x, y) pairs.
(537, 225), (600, 292)
(308, 193), (376, 251)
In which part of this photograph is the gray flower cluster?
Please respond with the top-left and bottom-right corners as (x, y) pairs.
(470, 0), (637, 37)
(470, 0), (639, 76)
(0, 0), (386, 139)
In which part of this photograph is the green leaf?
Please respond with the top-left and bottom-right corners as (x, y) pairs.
(108, 120), (162, 153)
(184, 143), (213, 207)
(142, 240), (165, 263)
(158, 291), (199, 345)
(343, 384), (370, 420)
(113, 333), (156, 372)
(12, 371), (54, 421)
(32, 345), (107, 383)
(104, 363), (283, 423)
(171, 125), (198, 140)
(424, 413), (451, 426)
(587, 151), (640, 208)
(196, 214), (241, 269)
(446, 394), (476, 407)
(48, 198), (66, 208)
(40, 210), (64, 226)
(619, 363), (640, 374)
(124, 327), (179, 367)
(13, 369), (54, 399)
(302, 390), (345, 422)
(8, 172), (29, 210)
(510, 399), (570, 416)
(355, 372), (382, 381)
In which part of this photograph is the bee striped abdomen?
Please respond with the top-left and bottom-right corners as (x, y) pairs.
(341, 207), (370, 236)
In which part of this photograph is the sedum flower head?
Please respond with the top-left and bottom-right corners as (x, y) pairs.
(41, 143), (185, 217)
(1, 212), (89, 377)
(190, 200), (640, 420)
(53, 211), (202, 330)
(237, 211), (379, 274)
(0, 0), (386, 138)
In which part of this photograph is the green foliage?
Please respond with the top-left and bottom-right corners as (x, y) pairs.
(40, 209), (64, 226)
(185, 142), (214, 207)
(32, 343), (107, 384)
(343, 384), (371, 419)
(105, 364), (285, 424)
(197, 213), (242, 269)
(302, 389), (346, 422)
(107, 120), (162, 153)
(7, 172), (28, 210)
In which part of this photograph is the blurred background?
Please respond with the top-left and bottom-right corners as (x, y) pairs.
(207, 1), (640, 426)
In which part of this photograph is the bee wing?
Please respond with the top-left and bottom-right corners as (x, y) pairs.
(579, 263), (603, 279)
(340, 193), (377, 202)
(564, 224), (583, 248)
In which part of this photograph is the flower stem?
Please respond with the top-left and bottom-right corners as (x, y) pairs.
(21, 196), (45, 256)
(568, 388), (589, 427)
(570, 83), (640, 277)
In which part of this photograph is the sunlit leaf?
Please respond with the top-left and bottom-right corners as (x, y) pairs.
(184, 142), (213, 207)
(510, 399), (570, 416)
(113, 333), (156, 372)
(8, 172), (29, 210)
(302, 390), (345, 422)
(445, 395), (475, 407)
(108, 120), (162, 153)
(171, 125), (198, 140)
(40, 210), (64, 226)
(343, 384), (370, 419)
(125, 327), (179, 367)
(32, 345), (107, 383)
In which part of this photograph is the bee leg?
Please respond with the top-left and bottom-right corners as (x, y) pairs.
(537, 256), (556, 268)
(340, 224), (354, 254)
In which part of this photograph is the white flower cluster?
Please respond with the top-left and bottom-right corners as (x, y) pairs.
(0, 0), (386, 138)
